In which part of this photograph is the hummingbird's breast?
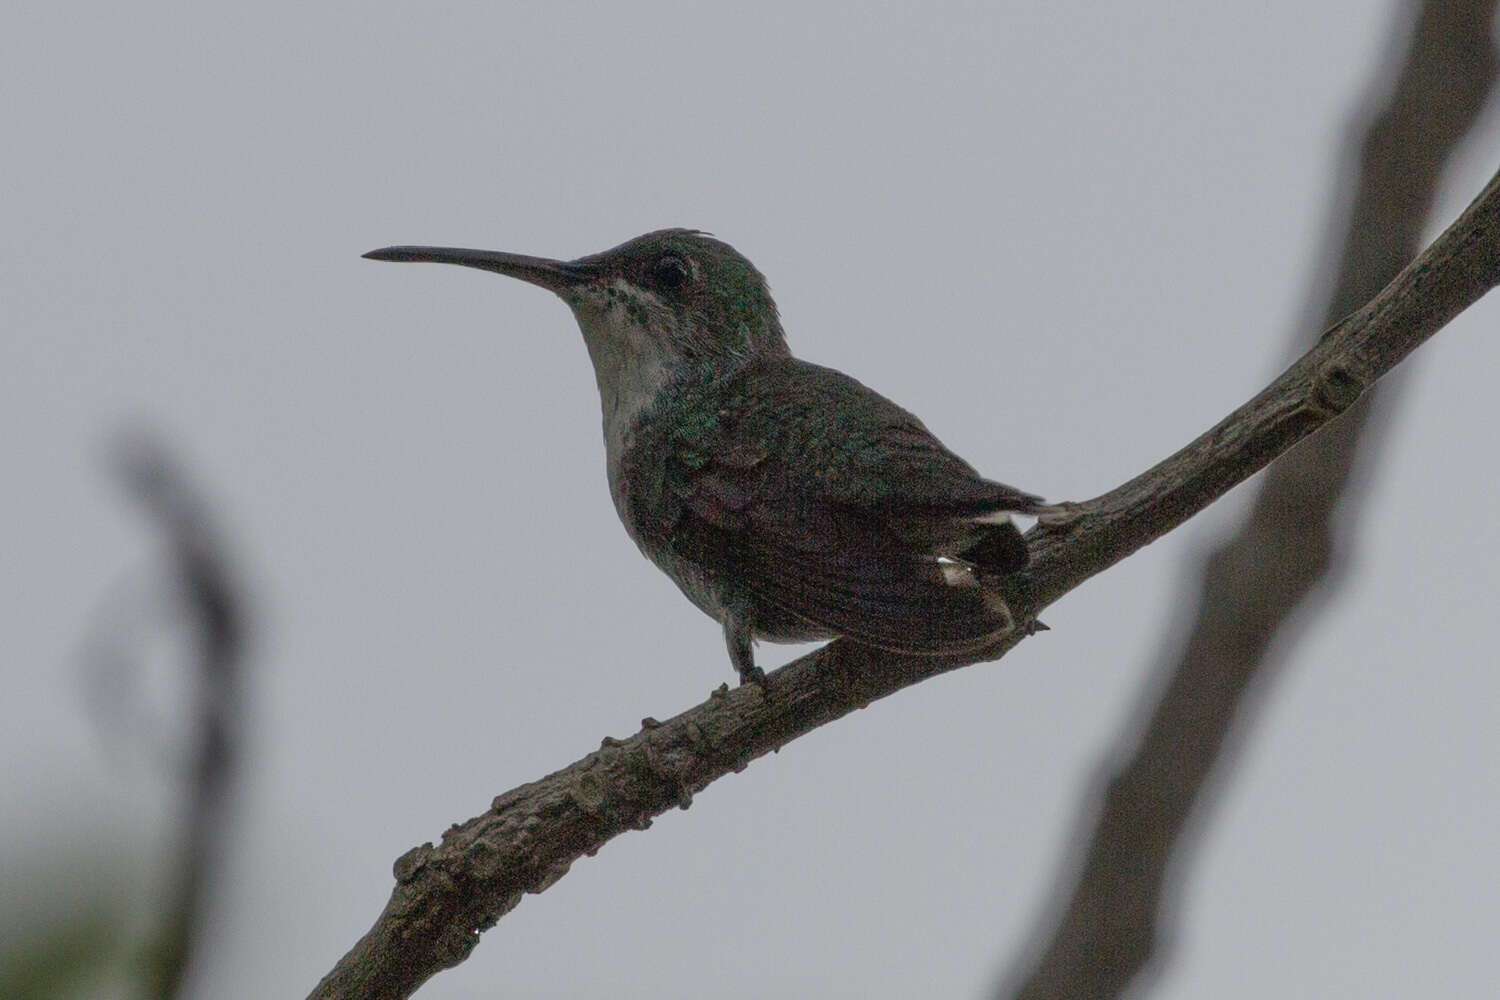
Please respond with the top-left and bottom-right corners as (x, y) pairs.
(602, 375), (840, 647)
(605, 416), (736, 628)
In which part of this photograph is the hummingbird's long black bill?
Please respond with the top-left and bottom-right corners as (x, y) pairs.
(361, 246), (592, 293)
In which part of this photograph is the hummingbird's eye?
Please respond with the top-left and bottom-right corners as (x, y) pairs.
(650, 254), (692, 292)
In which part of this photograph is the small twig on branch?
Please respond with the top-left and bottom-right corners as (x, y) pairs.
(996, 2), (1500, 998)
(308, 143), (1500, 998)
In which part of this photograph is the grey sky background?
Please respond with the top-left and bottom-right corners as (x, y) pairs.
(5, 3), (1498, 998)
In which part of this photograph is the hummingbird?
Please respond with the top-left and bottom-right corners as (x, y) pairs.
(364, 230), (1052, 685)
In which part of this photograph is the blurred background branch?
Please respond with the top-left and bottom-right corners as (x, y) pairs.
(1, 438), (250, 1000)
(116, 436), (248, 999)
(996, 2), (1499, 998)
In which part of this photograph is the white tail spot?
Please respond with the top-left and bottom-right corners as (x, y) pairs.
(936, 556), (976, 587)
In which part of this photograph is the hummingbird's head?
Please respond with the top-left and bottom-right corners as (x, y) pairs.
(566, 229), (788, 369)
(365, 230), (790, 431)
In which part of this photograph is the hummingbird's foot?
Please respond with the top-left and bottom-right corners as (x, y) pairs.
(724, 620), (766, 686)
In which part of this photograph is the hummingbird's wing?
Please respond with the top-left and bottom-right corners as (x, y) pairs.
(670, 359), (1047, 515)
(627, 359), (1044, 653)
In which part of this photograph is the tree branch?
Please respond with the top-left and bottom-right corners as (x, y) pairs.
(998, 2), (1499, 997)
(308, 156), (1500, 1000)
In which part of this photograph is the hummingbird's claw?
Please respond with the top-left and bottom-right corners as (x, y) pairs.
(725, 619), (766, 686)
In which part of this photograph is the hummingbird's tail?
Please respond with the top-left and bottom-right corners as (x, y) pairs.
(739, 520), (1026, 658)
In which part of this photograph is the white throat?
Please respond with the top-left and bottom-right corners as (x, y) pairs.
(567, 280), (680, 474)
